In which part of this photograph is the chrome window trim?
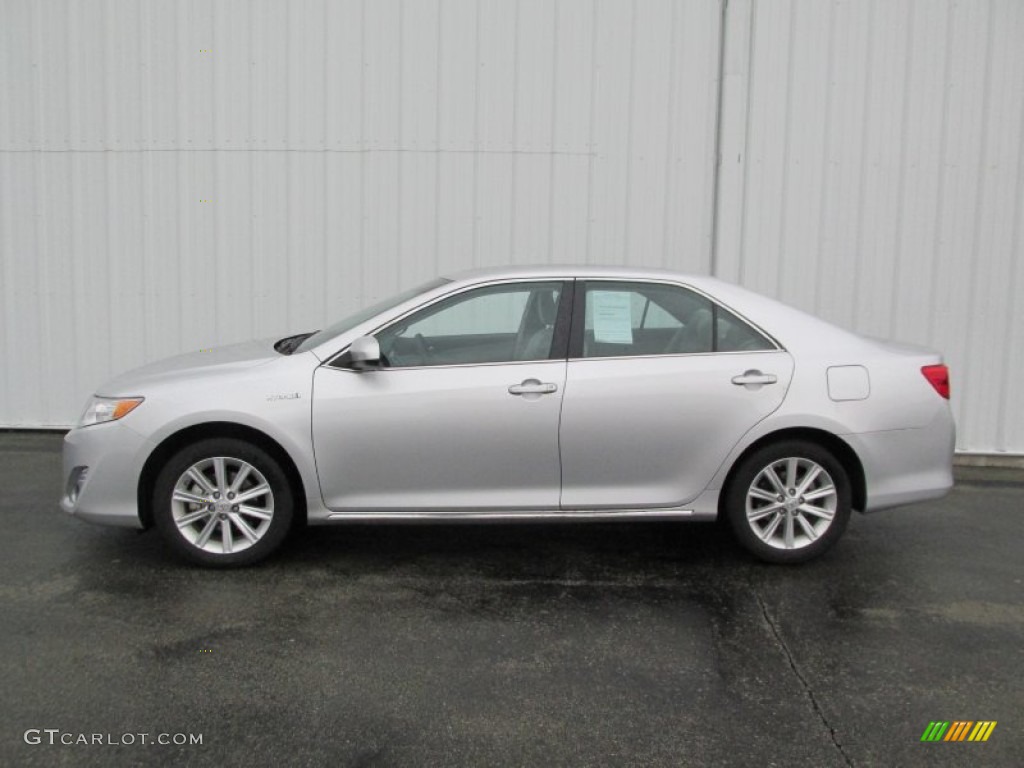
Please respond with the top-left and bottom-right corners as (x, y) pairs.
(567, 348), (790, 364)
(320, 358), (569, 375)
(319, 348), (783, 376)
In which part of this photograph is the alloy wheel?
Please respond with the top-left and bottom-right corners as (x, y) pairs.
(170, 456), (275, 555)
(745, 457), (838, 550)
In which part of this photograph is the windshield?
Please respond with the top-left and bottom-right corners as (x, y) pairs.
(293, 277), (451, 354)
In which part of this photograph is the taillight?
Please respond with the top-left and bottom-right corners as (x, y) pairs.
(921, 365), (950, 399)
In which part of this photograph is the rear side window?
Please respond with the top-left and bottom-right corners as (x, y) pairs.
(715, 305), (776, 352)
(579, 281), (774, 358)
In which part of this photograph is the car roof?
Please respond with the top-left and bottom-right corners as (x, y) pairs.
(443, 264), (718, 286)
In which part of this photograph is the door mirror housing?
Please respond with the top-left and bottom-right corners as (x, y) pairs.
(348, 336), (381, 370)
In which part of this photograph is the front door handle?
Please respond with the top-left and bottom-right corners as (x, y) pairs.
(731, 370), (778, 387)
(508, 379), (558, 396)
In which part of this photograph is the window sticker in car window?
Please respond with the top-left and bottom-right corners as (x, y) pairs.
(591, 291), (634, 344)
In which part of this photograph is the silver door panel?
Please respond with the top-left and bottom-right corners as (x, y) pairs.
(313, 362), (566, 511)
(559, 352), (794, 509)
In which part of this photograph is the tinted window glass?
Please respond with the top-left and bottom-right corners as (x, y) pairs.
(582, 282), (712, 357)
(376, 282), (563, 367)
(581, 281), (774, 357)
(715, 305), (775, 351)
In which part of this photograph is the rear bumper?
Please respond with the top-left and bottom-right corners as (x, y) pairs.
(849, 406), (956, 512)
(61, 422), (149, 528)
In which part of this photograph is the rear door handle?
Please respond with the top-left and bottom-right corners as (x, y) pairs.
(731, 370), (778, 387)
(508, 379), (558, 396)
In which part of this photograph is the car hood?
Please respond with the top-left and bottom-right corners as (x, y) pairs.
(97, 339), (281, 395)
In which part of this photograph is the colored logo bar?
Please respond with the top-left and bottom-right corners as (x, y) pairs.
(921, 721), (997, 742)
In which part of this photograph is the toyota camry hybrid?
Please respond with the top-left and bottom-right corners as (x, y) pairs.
(61, 266), (955, 566)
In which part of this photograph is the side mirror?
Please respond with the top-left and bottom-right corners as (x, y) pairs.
(348, 336), (381, 370)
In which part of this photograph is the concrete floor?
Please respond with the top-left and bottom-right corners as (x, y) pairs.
(1, 431), (1021, 767)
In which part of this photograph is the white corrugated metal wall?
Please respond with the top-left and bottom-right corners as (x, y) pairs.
(0, 0), (722, 426)
(716, 0), (1024, 454)
(1, 0), (1022, 455)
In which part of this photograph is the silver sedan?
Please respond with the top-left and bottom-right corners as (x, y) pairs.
(61, 266), (955, 566)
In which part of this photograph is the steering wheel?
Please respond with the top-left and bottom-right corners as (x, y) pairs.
(414, 333), (435, 365)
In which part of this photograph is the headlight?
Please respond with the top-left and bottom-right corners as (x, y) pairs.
(78, 396), (144, 428)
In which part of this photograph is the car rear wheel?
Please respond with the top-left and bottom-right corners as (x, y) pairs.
(725, 440), (851, 564)
(153, 438), (293, 567)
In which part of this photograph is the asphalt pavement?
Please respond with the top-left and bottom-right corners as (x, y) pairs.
(1, 431), (1021, 767)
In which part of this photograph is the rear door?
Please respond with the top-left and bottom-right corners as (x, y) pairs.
(559, 280), (794, 509)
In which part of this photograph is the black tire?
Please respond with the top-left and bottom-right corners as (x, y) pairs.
(152, 438), (294, 567)
(725, 439), (851, 564)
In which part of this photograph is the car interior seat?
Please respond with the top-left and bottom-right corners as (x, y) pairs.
(515, 290), (557, 360)
(668, 307), (712, 353)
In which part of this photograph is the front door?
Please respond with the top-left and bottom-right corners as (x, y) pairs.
(313, 280), (570, 511)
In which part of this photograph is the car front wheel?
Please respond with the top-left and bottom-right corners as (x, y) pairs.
(152, 438), (294, 567)
(725, 440), (852, 564)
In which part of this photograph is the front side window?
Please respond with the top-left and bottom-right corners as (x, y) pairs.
(376, 282), (564, 367)
(580, 281), (774, 358)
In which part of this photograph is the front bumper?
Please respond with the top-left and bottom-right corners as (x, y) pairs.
(61, 421), (151, 528)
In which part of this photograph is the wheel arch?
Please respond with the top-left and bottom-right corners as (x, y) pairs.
(137, 421), (308, 530)
(718, 427), (867, 515)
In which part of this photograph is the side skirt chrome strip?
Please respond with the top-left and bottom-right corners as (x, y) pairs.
(320, 509), (713, 524)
